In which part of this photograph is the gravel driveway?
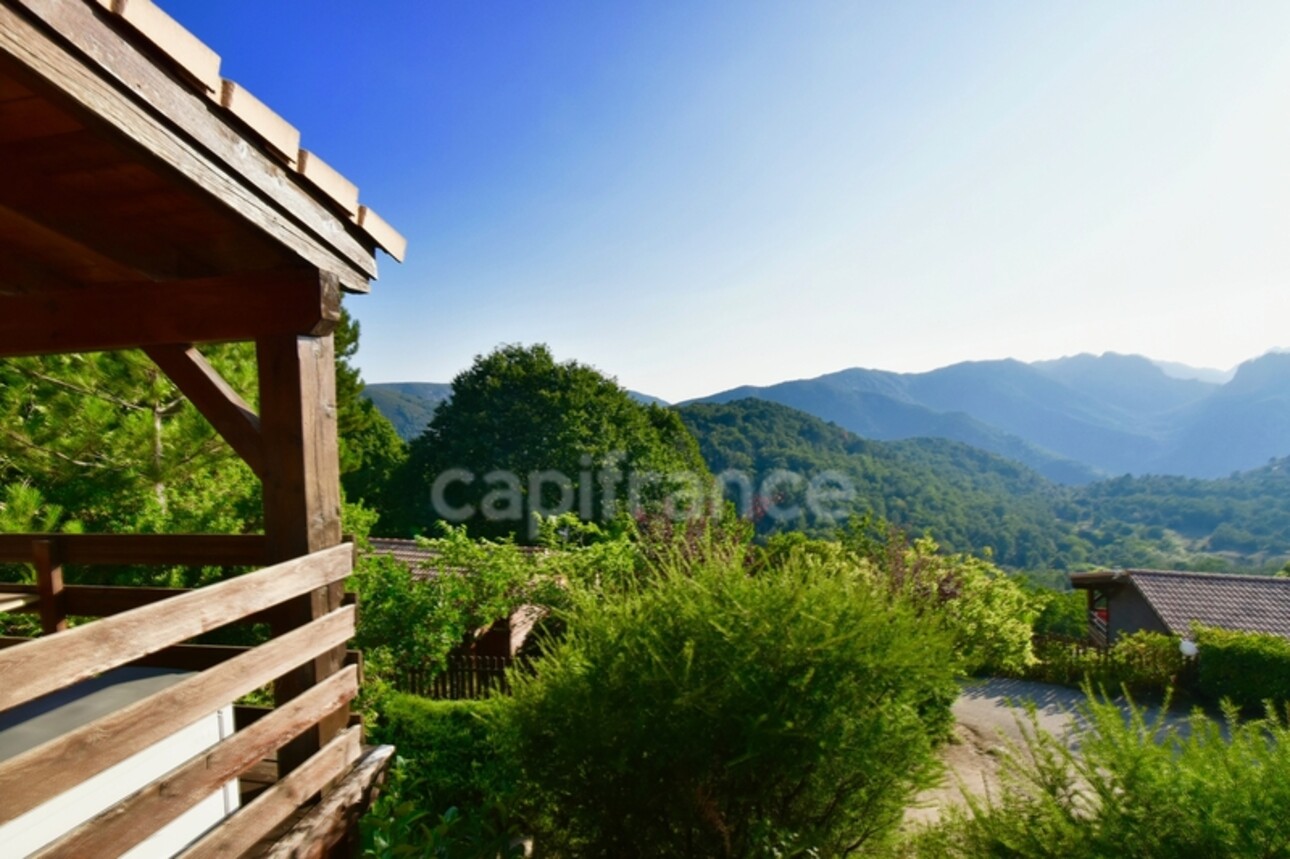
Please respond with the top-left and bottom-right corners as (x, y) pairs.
(907, 677), (1202, 826)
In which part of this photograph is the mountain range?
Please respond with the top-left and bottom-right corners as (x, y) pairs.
(366, 351), (1290, 483)
(685, 352), (1290, 482)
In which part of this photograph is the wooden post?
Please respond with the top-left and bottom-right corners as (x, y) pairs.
(257, 312), (347, 776)
(32, 538), (66, 634)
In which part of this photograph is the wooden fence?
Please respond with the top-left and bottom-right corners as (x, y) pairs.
(0, 541), (379, 858)
(398, 654), (515, 700)
(1022, 633), (1191, 694)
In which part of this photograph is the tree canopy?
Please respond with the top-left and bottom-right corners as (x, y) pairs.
(385, 344), (707, 540)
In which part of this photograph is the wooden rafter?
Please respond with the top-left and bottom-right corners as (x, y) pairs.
(145, 343), (264, 478)
(0, 0), (377, 291)
(0, 268), (341, 357)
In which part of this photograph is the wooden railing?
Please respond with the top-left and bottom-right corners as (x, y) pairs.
(0, 542), (371, 858)
(398, 654), (515, 700)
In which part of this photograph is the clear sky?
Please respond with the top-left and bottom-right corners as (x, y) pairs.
(169, 0), (1290, 402)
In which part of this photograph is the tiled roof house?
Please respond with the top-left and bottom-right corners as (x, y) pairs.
(1070, 569), (1290, 646)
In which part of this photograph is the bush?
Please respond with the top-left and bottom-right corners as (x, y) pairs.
(1196, 626), (1290, 713)
(368, 694), (514, 813)
(1025, 631), (1189, 697)
(500, 554), (959, 857)
(915, 691), (1290, 858)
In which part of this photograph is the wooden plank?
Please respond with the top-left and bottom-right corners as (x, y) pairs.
(179, 726), (363, 859)
(3, 0), (378, 287)
(0, 605), (355, 822)
(297, 150), (358, 217)
(145, 343), (264, 478)
(263, 744), (395, 859)
(0, 594), (38, 613)
(0, 543), (352, 712)
(257, 332), (347, 774)
(32, 665), (358, 859)
(0, 268), (340, 357)
(32, 538), (65, 633)
(0, 198), (142, 292)
(220, 80), (299, 166)
(0, 533), (268, 566)
(111, 0), (222, 94)
(357, 205), (407, 263)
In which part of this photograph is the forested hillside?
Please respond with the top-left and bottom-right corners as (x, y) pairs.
(690, 351), (1290, 480)
(679, 399), (1290, 573)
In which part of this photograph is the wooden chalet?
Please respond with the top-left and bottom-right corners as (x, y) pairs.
(0, 0), (407, 855)
(1071, 569), (1290, 647)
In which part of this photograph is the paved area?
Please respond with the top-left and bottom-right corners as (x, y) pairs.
(907, 677), (1203, 826)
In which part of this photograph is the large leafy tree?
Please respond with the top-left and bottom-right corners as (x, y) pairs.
(334, 308), (407, 520)
(386, 343), (707, 540)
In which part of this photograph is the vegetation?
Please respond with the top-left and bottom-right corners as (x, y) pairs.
(915, 691), (1290, 858)
(680, 398), (1290, 572)
(1194, 626), (1290, 713)
(386, 344), (708, 540)
(1022, 631), (1190, 697)
(503, 549), (959, 857)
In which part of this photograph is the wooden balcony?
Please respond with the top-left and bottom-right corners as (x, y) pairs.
(0, 536), (392, 858)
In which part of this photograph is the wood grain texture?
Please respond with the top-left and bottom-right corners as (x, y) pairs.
(0, 532), (268, 566)
(0, 543), (352, 712)
(31, 538), (65, 633)
(0, 605), (355, 823)
(220, 80), (299, 166)
(145, 344), (264, 478)
(357, 205), (407, 263)
(297, 150), (359, 218)
(178, 726), (363, 859)
(263, 743), (395, 859)
(0, 268), (340, 357)
(111, 0), (222, 94)
(31, 665), (359, 859)
(257, 332), (347, 774)
(0, 0), (376, 288)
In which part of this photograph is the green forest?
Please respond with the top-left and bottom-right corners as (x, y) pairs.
(4, 336), (1290, 857)
(4, 334), (1287, 583)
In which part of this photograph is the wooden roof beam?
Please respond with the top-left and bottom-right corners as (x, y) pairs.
(0, 0), (377, 291)
(0, 268), (342, 357)
(145, 343), (264, 479)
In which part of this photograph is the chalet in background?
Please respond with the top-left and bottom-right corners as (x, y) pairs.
(0, 0), (405, 854)
(1070, 569), (1290, 647)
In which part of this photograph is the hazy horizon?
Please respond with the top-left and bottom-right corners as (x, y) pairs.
(367, 346), (1290, 403)
(166, 1), (1289, 402)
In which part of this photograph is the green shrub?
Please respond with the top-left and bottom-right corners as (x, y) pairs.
(1025, 631), (1187, 696)
(360, 756), (524, 859)
(1196, 626), (1290, 713)
(500, 554), (959, 857)
(368, 694), (514, 815)
(915, 691), (1290, 858)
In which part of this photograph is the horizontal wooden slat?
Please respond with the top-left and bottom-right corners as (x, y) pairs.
(0, 604), (355, 822)
(0, 269), (340, 357)
(264, 743), (395, 859)
(132, 644), (362, 673)
(0, 543), (352, 712)
(0, 584), (295, 627)
(0, 532), (269, 565)
(0, 592), (38, 613)
(179, 725), (363, 859)
(33, 664), (358, 859)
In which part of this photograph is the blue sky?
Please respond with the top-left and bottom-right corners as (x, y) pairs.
(170, 1), (1290, 401)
